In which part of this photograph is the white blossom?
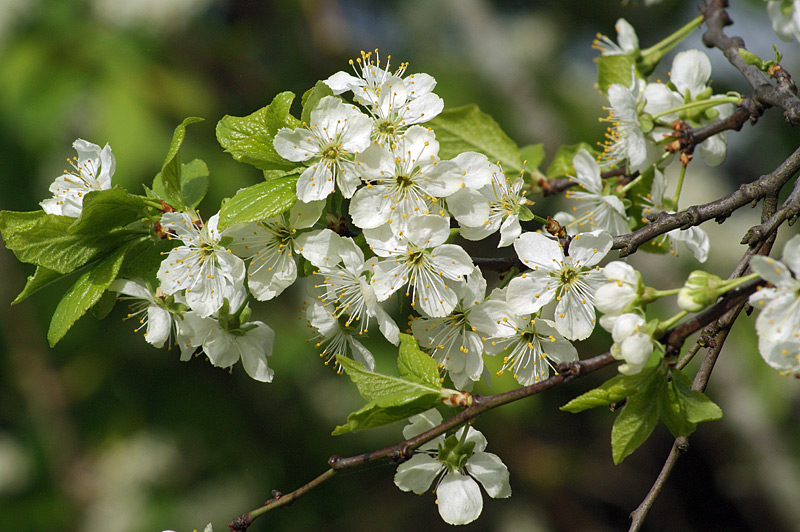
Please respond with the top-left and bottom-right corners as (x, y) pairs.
(109, 278), (175, 348)
(157, 212), (246, 318)
(564, 149), (630, 236)
(594, 261), (642, 316)
(749, 235), (800, 374)
(41, 139), (115, 217)
(349, 125), (462, 235)
(593, 18), (639, 56)
(411, 267), (488, 390)
(448, 154), (531, 247)
(225, 200), (338, 301)
(304, 299), (376, 372)
(324, 50), (444, 144)
(274, 96), (372, 202)
(766, 1), (800, 42)
(603, 313), (654, 375)
(506, 229), (612, 340)
(365, 215), (473, 318)
(600, 75), (655, 171)
(394, 409), (510, 526)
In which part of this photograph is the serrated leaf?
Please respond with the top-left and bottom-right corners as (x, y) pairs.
(216, 92), (304, 176)
(91, 289), (117, 320)
(158, 117), (204, 209)
(217, 177), (298, 230)
(301, 81), (334, 125)
(561, 367), (659, 413)
(397, 333), (441, 388)
(670, 368), (723, 424)
(428, 104), (523, 172)
(68, 188), (149, 234)
(47, 244), (129, 346)
(12, 266), (64, 305)
(545, 142), (599, 179)
(597, 54), (635, 95)
(520, 143), (545, 171)
(337, 355), (442, 402)
(331, 392), (439, 435)
(0, 211), (139, 274)
(610, 368), (664, 464)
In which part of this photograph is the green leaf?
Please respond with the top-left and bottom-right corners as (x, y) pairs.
(520, 143), (545, 171)
(180, 159), (210, 208)
(68, 188), (149, 234)
(670, 368), (723, 424)
(301, 81), (334, 124)
(561, 367), (659, 413)
(91, 289), (117, 320)
(610, 368), (664, 464)
(0, 211), (139, 274)
(158, 117), (204, 209)
(659, 378), (696, 438)
(217, 177), (298, 230)
(337, 355), (442, 402)
(611, 372), (665, 465)
(216, 92), (304, 177)
(331, 392), (439, 435)
(12, 266), (64, 304)
(517, 205), (535, 222)
(47, 244), (129, 346)
(119, 237), (177, 278)
(428, 104), (523, 172)
(545, 142), (599, 179)
(397, 333), (441, 388)
(597, 54), (635, 95)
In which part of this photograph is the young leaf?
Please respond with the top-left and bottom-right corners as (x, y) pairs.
(597, 54), (635, 95)
(180, 159), (209, 208)
(520, 143), (546, 171)
(331, 392), (440, 435)
(301, 81), (334, 125)
(217, 176), (298, 230)
(119, 237), (177, 278)
(427, 104), (523, 172)
(336, 355), (441, 402)
(47, 244), (129, 346)
(670, 368), (723, 424)
(0, 211), (139, 274)
(658, 378), (697, 438)
(397, 333), (441, 388)
(560, 367), (658, 413)
(216, 92), (304, 177)
(68, 188), (149, 234)
(91, 289), (117, 320)
(545, 142), (599, 179)
(610, 368), (664, 464)
(12, 266), (64, 305)
(158, 117), (204, 209)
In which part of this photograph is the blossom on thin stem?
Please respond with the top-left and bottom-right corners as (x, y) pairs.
(304, 299), (376, 372)
(109, 278), (176, 348)
(394, 409), (510, 526)
(41, 139), (115, 217)
(564, 149), (630, 236)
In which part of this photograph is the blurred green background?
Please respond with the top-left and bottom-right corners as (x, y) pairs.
(1, 1), (799, 531)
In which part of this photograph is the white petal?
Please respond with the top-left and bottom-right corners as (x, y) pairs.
(782, 234), (800, 277)
(238, 322), (275, 382)
(145, 306), (172, 348)
(448, 188), (491, 228)
(506, 274), (554, 315)
(437, 472), (483, 525)
(670, 50), (711, 98)
(273, 128), (318, 162)
(555, 291), (596, 341)
(296, 163), (335, 202)
(296, 229), (339, 268)
(466, 452), (511, 498)
(569, 230), (613, 267)
(615, 18), (639, 52)
(452, 151), (493, 189)
(514, 232), (563, 270)
(394, 454), (441, 494)
(572, 149), (602, 194)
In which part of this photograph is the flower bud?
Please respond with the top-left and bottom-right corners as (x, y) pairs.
(678, 270), (724, 312)
(595, 261), (642, 316)
(609, 313), (654, 375)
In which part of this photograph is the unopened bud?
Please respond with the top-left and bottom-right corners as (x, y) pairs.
(678, 270), (724, 312)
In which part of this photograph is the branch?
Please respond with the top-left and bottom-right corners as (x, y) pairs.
(228, 351), (615, 531)
(613, 143), (800, 256)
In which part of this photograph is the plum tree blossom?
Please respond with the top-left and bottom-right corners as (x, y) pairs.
(40, 139), (115, 217)
(593, 18), (639, 56)
(766, 0), (800, 42)
(506, 229), (612, 340)
(109, 278), (176, 348)
(365, 215), (473, 317)
(304, 299), (376, 372)
(273, 96), (372, 201)
(394, 409), (510, 526)
(594, 261), (642, 316)
(602, 312), (656, 375)
(564, 149), (630, 236)
(157, 212), (246, 319)
(349, 125), (463, 235)
(225, 200), (338, 301)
